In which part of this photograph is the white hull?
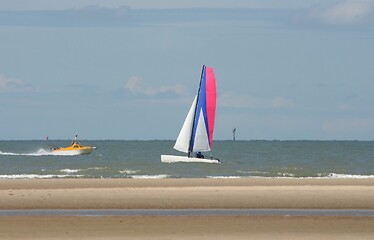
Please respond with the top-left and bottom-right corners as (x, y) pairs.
(161, 155), (219, 164)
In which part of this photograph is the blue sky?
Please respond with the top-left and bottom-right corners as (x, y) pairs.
(0, 0), (374, 140)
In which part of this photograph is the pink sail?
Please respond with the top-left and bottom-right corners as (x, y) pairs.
(205, 66), (216, 147)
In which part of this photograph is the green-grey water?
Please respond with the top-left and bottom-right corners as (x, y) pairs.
(0, 140), (373, 179)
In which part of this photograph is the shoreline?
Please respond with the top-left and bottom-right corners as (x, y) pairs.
(1, 177), (374, 188)
(1, 174), (374, 180)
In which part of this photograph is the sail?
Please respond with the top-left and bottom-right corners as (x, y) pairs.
(192, 108), (211, 152)
(205, 66), (217, 147)
(173, 65), (216, 154)
(173, 96), (197, 153)
(190, 66), (216, 152)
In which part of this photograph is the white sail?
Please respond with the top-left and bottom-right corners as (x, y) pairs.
(173, 96), (197, 153)
(192, 108), (211, 152)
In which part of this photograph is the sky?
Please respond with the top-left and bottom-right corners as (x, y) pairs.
(0, 0), (374, 140)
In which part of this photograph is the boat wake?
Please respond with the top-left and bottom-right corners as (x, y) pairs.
(0, 149), (81, 156)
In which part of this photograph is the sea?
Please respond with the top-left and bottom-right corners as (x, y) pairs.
(0, 140), (373, 179)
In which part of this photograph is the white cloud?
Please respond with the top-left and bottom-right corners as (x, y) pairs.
(308, 0), (374, 25)
(125, 76), (187, 96)
(271, 96), (295, 108)
(218, 91), (294, 109)
(0, 74), (33, 92)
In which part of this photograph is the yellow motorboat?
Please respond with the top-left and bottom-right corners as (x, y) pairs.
(52, 142), (96, 155)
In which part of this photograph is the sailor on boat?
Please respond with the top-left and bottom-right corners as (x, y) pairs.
(72, 134), (78, 145)
(196, 152), (204, 159)
(196, 152), (221, 163)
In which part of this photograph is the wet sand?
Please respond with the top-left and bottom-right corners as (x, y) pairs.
(0, 178), (373, 209)
(0, 178), (373, 239)
(1, 215), (373, 240)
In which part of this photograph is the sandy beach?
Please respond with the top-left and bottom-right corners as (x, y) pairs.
(0, 178), (373, 239)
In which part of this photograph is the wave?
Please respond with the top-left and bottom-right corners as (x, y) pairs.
(0, 173), (373, 179)
(326, 173), (374, 179)
(130, 175), (169, 179)
(210, 173), (374, 179)
(60, 169), (81, 173)
(0, 174), (84, 179)
(238, 170), (269, 175)
(277, 172), (296, 177)
(59, 167), (108, 174)
(0, 149), (82, 156)
(207, 176), (241, 179)
(119, 169), (140, 174)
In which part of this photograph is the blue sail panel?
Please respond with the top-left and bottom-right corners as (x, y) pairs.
(190, 66), (211, 152)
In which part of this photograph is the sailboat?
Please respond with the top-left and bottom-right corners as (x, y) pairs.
(161, 65), (220, 164)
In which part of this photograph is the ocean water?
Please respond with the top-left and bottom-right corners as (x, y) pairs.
(0, 140), (373, 179)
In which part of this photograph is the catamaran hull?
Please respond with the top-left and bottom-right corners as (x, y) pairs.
(161, 155), (219, 164)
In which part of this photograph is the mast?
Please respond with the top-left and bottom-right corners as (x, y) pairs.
(188, 65), (205, 157)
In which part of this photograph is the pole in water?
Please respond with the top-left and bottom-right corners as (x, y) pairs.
(232, 128), (236, 141)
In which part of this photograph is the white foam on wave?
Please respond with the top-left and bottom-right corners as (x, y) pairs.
(327, 173), (374, 179)
(131, 175), (169, 179)
(277, 172), (296, 177)
(258, 174), (374, 179)
(60, 169), (81, 173)
(88, 167), (106, 170)
(0, 174), (84, 179)
(120, 169), (140, 174)
(207, 176), (241, 179)
(238, 170), (269, 175)
(0, 149), (81, 156)
(60, 167), (107, 174)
